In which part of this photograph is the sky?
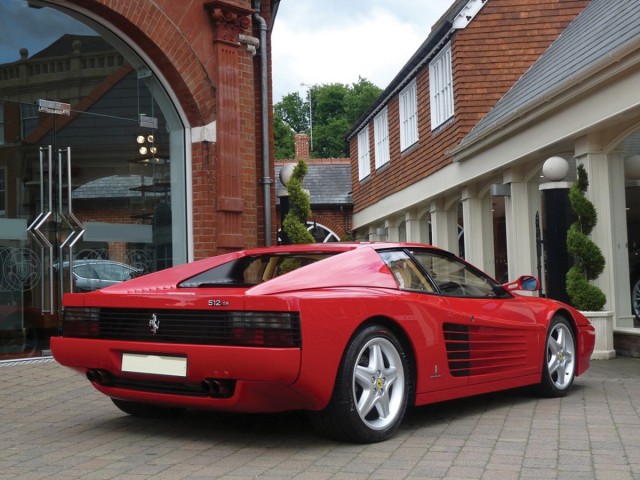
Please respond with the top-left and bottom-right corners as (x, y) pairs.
(271, 0), (455, 102)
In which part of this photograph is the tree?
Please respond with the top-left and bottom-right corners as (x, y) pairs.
(345, 76), (384, 125)
(566, 164), (606, 311)
(282, 159), (314, 245)
(273, 109), (295, 159)
(273, 77), (382, 159)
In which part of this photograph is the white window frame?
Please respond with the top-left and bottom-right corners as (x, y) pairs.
(429, 42), (454, 130)
(357, 127), (371, 180)
(399, 79), (418, 151)
(374, 107), (390, 169)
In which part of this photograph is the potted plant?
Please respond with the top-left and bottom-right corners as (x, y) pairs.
(566, 164), (614, 358)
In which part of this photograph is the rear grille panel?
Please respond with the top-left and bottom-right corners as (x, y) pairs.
(63, 308), (301, 348)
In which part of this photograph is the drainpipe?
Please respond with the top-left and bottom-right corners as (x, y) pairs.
(253, 0), (272, 245)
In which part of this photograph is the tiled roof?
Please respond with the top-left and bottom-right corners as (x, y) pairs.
(460, 0), (639, 148)
(275, 162), (352, 206)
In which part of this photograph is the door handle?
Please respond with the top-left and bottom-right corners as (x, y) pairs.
(59, 147), (85, 293)
(27, 146), (53, 314)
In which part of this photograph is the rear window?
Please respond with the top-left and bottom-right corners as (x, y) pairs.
(179, 253), (336, 288)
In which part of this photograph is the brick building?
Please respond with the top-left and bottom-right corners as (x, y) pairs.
(347, 0), (640, 356)
(0, 0), (279, 359)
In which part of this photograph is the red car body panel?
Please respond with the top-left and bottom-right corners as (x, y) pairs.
(51, 243), (595, 417)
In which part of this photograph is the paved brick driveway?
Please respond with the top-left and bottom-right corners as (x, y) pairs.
(1, 356), (639, 479)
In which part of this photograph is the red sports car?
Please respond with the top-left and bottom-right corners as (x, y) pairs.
(51, 243), (595, 443)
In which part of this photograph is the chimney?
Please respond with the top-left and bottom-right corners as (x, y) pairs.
(294, 133), (310, 161)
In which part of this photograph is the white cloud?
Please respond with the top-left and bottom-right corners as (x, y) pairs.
(272, 0), (454, 102)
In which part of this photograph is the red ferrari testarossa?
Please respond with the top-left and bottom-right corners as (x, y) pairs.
(52, 242), (595, 443)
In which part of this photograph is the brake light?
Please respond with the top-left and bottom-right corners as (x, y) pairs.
(62, 307), (100, 338)
(229, 312), (301, 347)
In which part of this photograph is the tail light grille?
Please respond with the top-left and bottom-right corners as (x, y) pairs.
(62, 308), (301, 348)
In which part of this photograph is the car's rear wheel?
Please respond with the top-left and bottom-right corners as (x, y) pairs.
(538, 316), (576, 397)
(111, 398), (184, 418)
(311, 325), (411, 443)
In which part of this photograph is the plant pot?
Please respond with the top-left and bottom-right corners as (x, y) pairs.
(581, 311), (615, 360)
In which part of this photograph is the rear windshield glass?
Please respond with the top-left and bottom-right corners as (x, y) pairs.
(179, 253), (336, 288)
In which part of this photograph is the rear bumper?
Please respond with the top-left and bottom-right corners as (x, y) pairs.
(51, 337), (313, 412)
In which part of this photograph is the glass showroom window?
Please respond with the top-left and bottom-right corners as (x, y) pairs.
(374, 107), (390, 169)
(399, 79), (418, 151)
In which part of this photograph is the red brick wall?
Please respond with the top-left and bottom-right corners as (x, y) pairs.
(350, 0), (589, 214)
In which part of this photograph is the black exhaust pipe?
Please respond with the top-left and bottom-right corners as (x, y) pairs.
(87, 369), (112, 386)
(201, 378), (234, 398)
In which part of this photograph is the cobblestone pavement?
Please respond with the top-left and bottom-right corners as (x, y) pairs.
(1, 356), (639, 480)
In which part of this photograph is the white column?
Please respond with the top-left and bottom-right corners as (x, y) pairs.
(430, 198), (460, 255)
(404, 211), (421, 243)
(575, 136), (633, 327)
(462, 185), (495, 276)
(503, 168), (538, 281)
(385, 218), (400, 242)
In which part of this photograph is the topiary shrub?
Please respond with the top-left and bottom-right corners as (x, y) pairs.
(282, 159), (314, 245)
(566, 164), (606, 311)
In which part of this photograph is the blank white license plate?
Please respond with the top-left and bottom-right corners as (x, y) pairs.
(121, 353), (187, 377)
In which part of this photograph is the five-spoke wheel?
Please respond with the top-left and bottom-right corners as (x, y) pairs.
(539, 316), (576, 397)
(310, 325), (411, 443)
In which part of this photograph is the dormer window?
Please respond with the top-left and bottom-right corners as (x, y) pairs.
(399, 79), (418, 151)
(357, 127), (370, 180)
(429, 42), (454, 130)
(374, 107), (390, 168)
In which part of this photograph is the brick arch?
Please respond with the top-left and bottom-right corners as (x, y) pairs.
(68, 0), (217, 126)
(311, 214), (347, 240)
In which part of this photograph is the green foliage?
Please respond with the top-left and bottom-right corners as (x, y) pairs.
(282, 159), (314, 244)
(273, 109), (295, 159)
(345, 77), (384, 125)
(313, 117), (350, 159)
(273, 77), (382, 158)
(566, 164), (606, 311)
(275, 92), (308, 133)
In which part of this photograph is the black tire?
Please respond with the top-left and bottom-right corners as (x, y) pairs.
(310, 325), (412, 443)
(111, 398), (184, 418)
(538, 316), (576, 397)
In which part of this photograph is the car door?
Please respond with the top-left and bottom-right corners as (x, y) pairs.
(408, 249), (542, 387)
(378, 249), (470, 394)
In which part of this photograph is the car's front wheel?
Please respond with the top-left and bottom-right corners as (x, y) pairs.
(111, 398), (184, 418)
(311, 325), (411, 443)
(538, 316), (576, 397)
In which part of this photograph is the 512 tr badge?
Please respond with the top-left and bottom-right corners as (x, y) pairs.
(208, 299), (230, 307)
